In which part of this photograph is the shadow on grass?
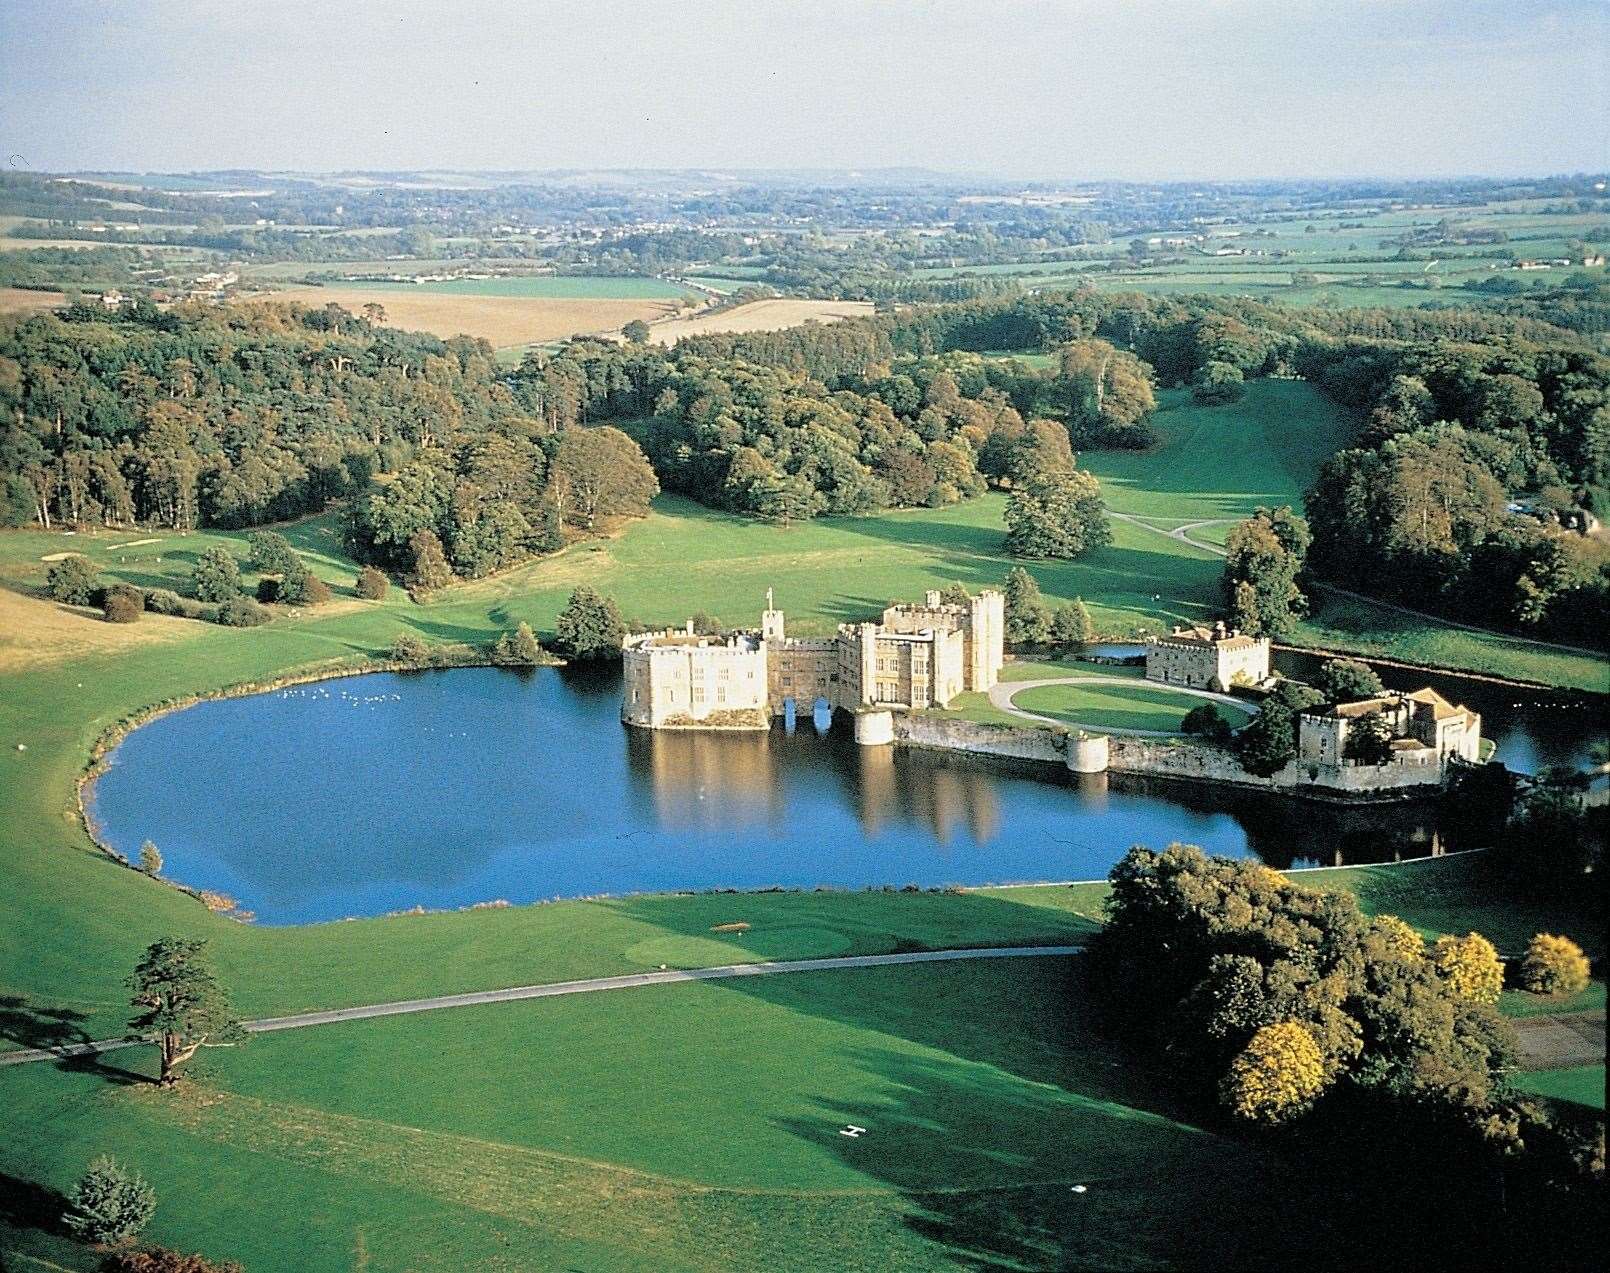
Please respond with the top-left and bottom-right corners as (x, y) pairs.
(0, 1171), (71, 1241)
(0, 996), (148, 1087)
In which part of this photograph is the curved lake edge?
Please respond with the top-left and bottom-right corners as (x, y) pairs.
(78, 657), (1537, 928)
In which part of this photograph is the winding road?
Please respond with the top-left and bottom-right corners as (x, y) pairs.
(0, 945), (1084, 1069)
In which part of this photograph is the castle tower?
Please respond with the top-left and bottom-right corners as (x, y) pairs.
(761, 587), (785, 644)
(967, 589), (1005, 691)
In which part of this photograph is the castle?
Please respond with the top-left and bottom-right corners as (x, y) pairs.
(1298, 688), (1483, 772)
(622, 589), (1005, 729)
(1145, 622), (1271, 691)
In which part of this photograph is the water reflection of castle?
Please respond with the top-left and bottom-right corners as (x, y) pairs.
(625, 721), (1003, 844)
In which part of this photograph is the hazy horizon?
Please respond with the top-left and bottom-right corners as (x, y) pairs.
(1, 0), (1606, 182)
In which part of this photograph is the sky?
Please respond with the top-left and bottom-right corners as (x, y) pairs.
(0, 0), (1604, 181)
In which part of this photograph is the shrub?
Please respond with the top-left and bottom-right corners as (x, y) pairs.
(64, 1156), (156, 1244)
(491, 622), (544, 666)
(214, 595), (270, 628)
(1432, 932), (1505, 1005)
(355, 565), (389, 601)
(138, 841), (162, 876)
(279, 565), (331, 606)
(103, 584), (144, 624)
(1181, 703), (1231, 741)
(246, 529), (297, 575)
(47, 554), (99, 605)
(553, 586), (625, 660)
(1519, 933), (1591, 996)
(144, 589), (214, 622)
(1220, 1020), (1328, 1125)
(1370, 914), (1425, 960)
(100, 1248), (245, 1273)
(191, 546), (241, 603)
(389, 632), (430, 663)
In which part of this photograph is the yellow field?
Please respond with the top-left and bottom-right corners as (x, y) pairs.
(0, 287), (65, 315)
(252, 287), (675, 348)
(0, 586), (196, 673)
(648, 298), (874, 344)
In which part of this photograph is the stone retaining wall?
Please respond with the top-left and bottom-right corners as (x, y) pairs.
(893, 715), (1067, 765)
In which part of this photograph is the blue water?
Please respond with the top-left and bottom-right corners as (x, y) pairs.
(88, 667), (1466, 925)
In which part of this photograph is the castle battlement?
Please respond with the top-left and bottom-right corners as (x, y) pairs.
(622, 588), (1005, 729)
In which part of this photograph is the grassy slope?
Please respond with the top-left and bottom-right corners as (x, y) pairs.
(1511, 1066), (1607, 1111)
(0, 959), (1308, 1273)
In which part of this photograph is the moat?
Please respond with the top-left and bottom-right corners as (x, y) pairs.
(86, 662), (1597, 926)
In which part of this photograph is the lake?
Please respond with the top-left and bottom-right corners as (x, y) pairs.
(85, 664), (1535, 926)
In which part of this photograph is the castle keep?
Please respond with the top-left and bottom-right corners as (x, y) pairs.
(622, 589), (1005, 729)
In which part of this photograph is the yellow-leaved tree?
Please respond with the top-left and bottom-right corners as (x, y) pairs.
(1220, 1020), (1328, 1125)
(1519, 933), (1591, 996)
(1432, 932), (1504, 1004)
(1371, 913), (1425, 960)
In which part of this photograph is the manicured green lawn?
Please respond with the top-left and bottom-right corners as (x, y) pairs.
(1011, 679), (1253, 734)
(1510, 1065), (1606, 1111)
(0, 959), (1305, 1272)
(1081, 380), (1357, 524)
(1501, 981), (1606, 1019)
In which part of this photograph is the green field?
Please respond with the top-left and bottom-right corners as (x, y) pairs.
(335, 274), (689, 299)
(1510, 1065), (1607, 1111)
(1082, 380), (1357, 524)
(1011, 678), (1254, 734)
(0, 959), (1317, 1272)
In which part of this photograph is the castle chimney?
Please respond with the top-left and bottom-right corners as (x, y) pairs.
(925, 590), (942, 608)
(1213, 620), (1226, 639)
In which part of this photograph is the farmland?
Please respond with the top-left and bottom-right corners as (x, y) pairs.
(0, 286), (65, 315)
(646, 297), (875, 343)
(249, 285), (675, 348)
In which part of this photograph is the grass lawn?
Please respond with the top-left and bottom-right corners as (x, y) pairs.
(1010, 679), (1254, 734)
(1500, 981), (1606, 1019)
(1081, 380), (1357, 524)
(1510, 1065), (1607, 1111)
(0, 958), (1308, 1273)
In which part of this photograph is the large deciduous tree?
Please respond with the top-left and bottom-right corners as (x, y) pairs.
(553, 587), (626, 661)
(1222, 506), (1309, 637)
(1004, 467), (1110, 559)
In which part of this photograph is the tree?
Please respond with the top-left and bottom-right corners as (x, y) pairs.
(1518, 933), (1590, 996)
(1342, 709), (1394, 765)
(64, 1156), (156, 1245)
(278, 564), (331, 606)
(215, 595), (269, 627)
(1370, 914), (1425, 960)
(406, 529), (454, 594)
(1236, 680), (1321, 776)
(138, 840), (162, 876)
(491, 621), (544, 666)
(938, 581), (971, 606)
(1315, 658), (1384, 703)
(127, 938), (244, 1085)
(553, 587), (625, 661)
(103, 584), (143, 624)
(1050, 598), (1095, 648)
(1191, 360), (1245, 405)
(47, 554), (99, 605)
(622, 319), (651, 344)
(550, 427), (659, 531)
(246, 530), (297, 576)
(1222, 507), (1309, 636)
(1432, 933), (1504, 1005)
(1004, 467), (1110, 559)
(355, 566), (389, 601)
(1002, 566), (1052, 646)
(190, 547), (240, 604)
(1181, 703), (1232, 742)
(1220, 1020), (1329, 1125)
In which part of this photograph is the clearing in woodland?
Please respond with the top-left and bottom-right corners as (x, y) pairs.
(648, 297), (874, 343)
(251, 286), (674, 347)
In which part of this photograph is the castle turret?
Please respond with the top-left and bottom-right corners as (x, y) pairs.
(761, 587), (785, 644)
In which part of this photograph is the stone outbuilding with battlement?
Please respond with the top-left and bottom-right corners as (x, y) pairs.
(1145, 622), (1271, 691)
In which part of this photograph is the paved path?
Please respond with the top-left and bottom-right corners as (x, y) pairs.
(0, 945), (1084, 1069)
(988, 675), (1255, 737)
(1109, 510), (1229, 557)
(1514, 1010), (1607, 1071)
